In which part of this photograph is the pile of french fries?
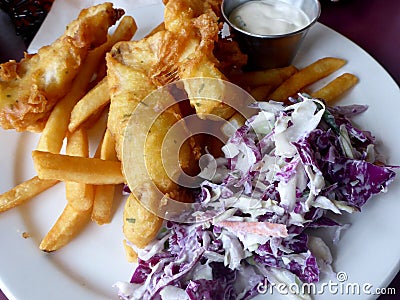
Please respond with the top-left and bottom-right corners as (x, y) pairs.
(0, 15), (137, 252)
(230, 57), (358, 103)
(0, 8), (359, 255)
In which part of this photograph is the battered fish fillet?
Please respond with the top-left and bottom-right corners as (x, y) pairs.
(0, 2), (124, 132)
(107, 32), (197, 201)
(107, 0), (241, 190)
(162, 0), (238, 120)
(107, 0), (240, 249)
(108, 0), (240, 153)
(106, 31), (195, 169)
(107, 33), (199, 249)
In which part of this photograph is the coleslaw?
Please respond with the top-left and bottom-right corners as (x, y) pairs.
(115, 95), (396, 300)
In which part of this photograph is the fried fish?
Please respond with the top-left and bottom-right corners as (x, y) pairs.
(0, 2), (124, 132)
(107, 0), (248, 250)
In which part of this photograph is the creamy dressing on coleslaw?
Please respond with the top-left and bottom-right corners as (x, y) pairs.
(229, 0), (310, 35)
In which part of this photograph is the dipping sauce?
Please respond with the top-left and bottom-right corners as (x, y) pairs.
(229, 0), (310, 36)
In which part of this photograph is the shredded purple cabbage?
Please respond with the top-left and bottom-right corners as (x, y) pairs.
(114, 96), (397, 300)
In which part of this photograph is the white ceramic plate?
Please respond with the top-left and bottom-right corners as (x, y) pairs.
(1, 3), (399, 300)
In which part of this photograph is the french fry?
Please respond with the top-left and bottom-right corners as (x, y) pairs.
(0, 177), (58, 212)
(250, 85), (273, 101)
(36, 53), (105, 153)
(92, 130), (118, 224)
(269, 57), (347, 102)
(0, 9), (140, 254)
(145, 22), (165, 38)
(94, 130), (106, 159)
(68, 78), (110, 133)
(110, 15), (138, 45)
(32, 150), (125, 185)
(37, 16), (138, 153)
(221, 112), (246, 138)
(39, 203), (91, 252)
(81, 103), (110, 131)
(89, 15), (139, 87)
(311, 73), (359, 103)
(65, 128), (94, 211)
(92, 185), (116, 224)
(231, 65), (298, 88)
(68, 16), (139, 133)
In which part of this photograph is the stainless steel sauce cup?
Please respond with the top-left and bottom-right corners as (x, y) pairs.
(221, 0), (321, 70)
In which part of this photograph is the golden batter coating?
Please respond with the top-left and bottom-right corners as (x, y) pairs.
(0, 2), (124, 132)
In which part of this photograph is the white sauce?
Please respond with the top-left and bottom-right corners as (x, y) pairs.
(229, 0), (310, 35)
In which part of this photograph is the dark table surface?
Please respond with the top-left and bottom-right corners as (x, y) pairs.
(0, 0), (399, 299)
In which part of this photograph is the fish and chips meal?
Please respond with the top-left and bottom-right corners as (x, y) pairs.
(0, 1), (397, 299)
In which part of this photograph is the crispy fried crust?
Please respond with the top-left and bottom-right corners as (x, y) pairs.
(106, 34), (162, 158)
(106, 0), (247, 248)
(163, 0), (237, 119)
(107, 0), (237, 158)
(0, 2), (124, 132)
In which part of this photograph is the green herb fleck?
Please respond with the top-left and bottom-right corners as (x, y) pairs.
(164, 239), (169, 249)
(323, 109), (340, 134)
(159, 227), (168, 234)
(125, 218), (136, 224)
(198, 83), (205, 94)
(246, 255), (256, 266)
